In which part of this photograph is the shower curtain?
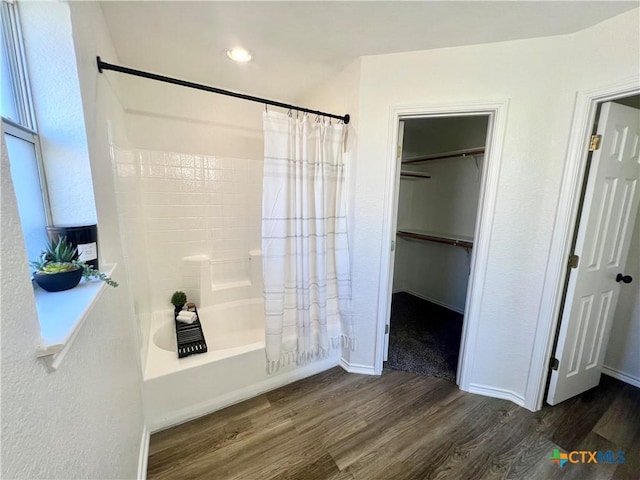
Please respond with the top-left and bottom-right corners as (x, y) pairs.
(262, 111), (354, 373)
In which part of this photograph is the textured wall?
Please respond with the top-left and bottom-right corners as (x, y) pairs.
(1, 130), (144, 479)
(0, 3), (145, 478)
(18, 1), (97, 226)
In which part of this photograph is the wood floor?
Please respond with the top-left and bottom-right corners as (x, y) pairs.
(147, 368), (640, 480)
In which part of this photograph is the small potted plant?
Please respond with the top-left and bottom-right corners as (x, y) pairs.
(31, 236), (118, 292)
(171, 291), (187, 314)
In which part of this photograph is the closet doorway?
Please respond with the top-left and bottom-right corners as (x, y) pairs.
(385, 114), (491, 382)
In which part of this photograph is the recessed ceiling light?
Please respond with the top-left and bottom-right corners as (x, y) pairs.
(226, 48), (252, 63)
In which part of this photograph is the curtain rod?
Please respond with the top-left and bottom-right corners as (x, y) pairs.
(96, 57), (350, 124)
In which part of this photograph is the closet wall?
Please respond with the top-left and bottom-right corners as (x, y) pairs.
(393, 116), (489, 313)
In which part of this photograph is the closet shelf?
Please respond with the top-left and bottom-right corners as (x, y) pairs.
(400, 170), (431, 179)
(402, 147), (485, 165)
(396, 229), (473, 249)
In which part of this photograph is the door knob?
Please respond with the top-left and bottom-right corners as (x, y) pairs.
(616, 273), (633, 284)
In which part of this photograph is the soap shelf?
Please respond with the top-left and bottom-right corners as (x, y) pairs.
(174, 307), (208, 358)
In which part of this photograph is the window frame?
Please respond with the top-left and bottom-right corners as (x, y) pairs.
(3, 119), (53, 224)
(2, 0), (35, 130)
(1, 0), (52, 224)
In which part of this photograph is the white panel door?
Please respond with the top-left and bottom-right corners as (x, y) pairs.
(384, 120), (405, 361)
(547, 102), (640, 405)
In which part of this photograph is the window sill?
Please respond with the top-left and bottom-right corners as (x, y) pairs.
(35, 264), (116, 372)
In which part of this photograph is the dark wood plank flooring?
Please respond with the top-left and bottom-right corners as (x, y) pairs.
(147, 368), (640, 480)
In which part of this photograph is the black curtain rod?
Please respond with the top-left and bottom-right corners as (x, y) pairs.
(96, 56), (350, 124)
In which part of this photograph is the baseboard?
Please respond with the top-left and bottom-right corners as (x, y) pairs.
(149, 356), (339, 432)
(340, 358), (377, 375)
(398, 289), (465, 315)
(137, 425), (150, 480)
(602, 365), (640, 388)
(467, 383), (526, 408)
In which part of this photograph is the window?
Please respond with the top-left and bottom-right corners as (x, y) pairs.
(1, 0), (51, 264)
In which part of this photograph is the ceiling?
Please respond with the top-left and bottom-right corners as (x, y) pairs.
(100, 1), (638, 103)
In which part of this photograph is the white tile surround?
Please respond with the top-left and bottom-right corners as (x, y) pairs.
(113, 146), (263, 313)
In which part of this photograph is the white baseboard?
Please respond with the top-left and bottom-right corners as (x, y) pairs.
(466, 383), (526, 409)
(340, 358), (377, 375)
(149, 356), (339, 432)
(602, 365), (640, 388)
(396, 289), (465, 315)
(137, 425), (150, 480)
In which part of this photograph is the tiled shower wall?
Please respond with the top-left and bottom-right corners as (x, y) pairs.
(113, 146), (263, 314)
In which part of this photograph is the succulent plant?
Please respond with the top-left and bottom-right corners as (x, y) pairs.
(31, 236), (77, 271)
(46, 235), (78, 263)
(31, 235), (118, 288)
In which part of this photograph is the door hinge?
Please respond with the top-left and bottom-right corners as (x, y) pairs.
(397, 145), (402, 159)
(385, 324), (389, 334)
(589, 134), (602, 152)
(569, 254), (579, 269)
(550, 357), (559, 371)
(391, 240), (396, 252)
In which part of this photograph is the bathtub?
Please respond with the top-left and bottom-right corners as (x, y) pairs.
(142, 297), (340, 431)
(146, 298), (265, 380)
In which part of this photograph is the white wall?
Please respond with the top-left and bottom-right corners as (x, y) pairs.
(1, 135), (141, 480)
(0, 84), (142, 480)
(398, 241), (471, 312)
(121, 75), (264, 158)
(604, 208), (640, 384)
(19, 2), (97, 226)
(1, 3), (145, 479)
(406, 156), (482, 236)
(67, 0), (149, 372)
(346, 9), (639, 402)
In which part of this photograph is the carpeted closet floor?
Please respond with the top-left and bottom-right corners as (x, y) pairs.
(386, 292), (464, 382)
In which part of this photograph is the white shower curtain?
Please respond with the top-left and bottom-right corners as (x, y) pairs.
(262, 111), (354, 373)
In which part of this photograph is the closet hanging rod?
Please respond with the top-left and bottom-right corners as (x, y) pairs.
(96, 57), (350, 124)
(400, 171), (431, 179)
(396, 230), (473, 249)
(402, 148), (484, 165)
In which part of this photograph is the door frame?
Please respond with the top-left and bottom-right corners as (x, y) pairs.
(526, 78), (640, 411)
(374, 100), (510, 394)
